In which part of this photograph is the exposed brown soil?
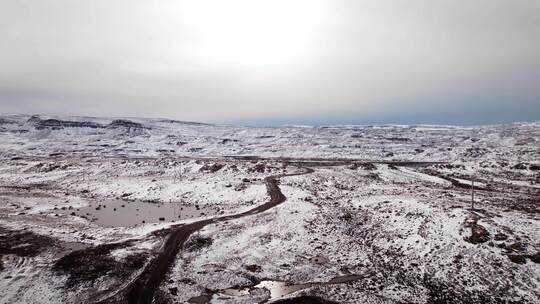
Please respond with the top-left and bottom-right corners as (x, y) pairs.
(54, 241), (148, 288)
(0, 226), (54, 257)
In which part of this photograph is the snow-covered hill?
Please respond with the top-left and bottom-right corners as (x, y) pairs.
(0, 114), (538, 304)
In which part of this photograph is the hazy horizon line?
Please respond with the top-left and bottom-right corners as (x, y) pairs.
(2, 111), (539, 128)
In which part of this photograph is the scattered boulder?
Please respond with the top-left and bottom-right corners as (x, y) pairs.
(507, 242), (526, 252)
(185, 236), (212, 251)
(507, 254), (527, 264)
(169, 287), (178, 296)
(359, 163), (376, 171)
(244, 264), (262, 272)
(528, 252), (540, 264)
(464, 222), (490, 244)
(513, 163), (527, 170)
(199, 163), (224, 173)
(273, 296), (338, 304)
(250, 163), (266, 173)
(187, 295), (212, 304)
(493, 233), (508, 241)
(220, 138), (238, 144)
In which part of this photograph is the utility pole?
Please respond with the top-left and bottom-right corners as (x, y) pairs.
(471, 179), (475, 211)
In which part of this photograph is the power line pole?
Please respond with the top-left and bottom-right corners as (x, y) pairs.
(471, 179), (475, 211)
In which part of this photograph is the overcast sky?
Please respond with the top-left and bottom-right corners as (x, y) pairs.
(1, 0), (539, 125)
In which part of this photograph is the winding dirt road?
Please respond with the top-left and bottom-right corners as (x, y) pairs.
(101, 166), (314, 304)
(99, 160), (440, 304)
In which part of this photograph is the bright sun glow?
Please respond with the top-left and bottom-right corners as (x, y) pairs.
(180, 0), (327, 67)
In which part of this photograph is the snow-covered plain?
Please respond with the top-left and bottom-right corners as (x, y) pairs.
(0, 114), (538, 304)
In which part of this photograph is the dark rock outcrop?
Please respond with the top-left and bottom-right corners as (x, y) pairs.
(28, 116), (103, 130)
(107, 119), (148, 135)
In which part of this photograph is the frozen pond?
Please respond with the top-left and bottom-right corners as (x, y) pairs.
(59, 199), (222, 227)
(221, 280), (313, 299)
(217, 275), (363, 302)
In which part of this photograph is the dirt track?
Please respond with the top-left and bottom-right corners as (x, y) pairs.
(101, 167), (314, 304)
(98, 160), (443, 304)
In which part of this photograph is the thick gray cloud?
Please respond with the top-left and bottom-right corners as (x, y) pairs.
(0, 0), (539, 124)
